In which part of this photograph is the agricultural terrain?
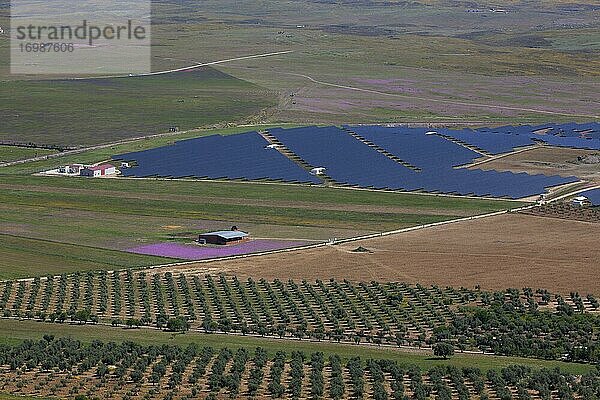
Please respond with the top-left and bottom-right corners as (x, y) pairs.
(1, 336), (599, 400)
(0, 173), (518, 279)
(0, 68), (275, 146)
(1, 270), (599, 399)
(1, 272), (598, 360)
(185, 213), (600, 295)
(0, 146), (58, 163)
(2, 1), (600, 146)
(1, 0), (599, 399)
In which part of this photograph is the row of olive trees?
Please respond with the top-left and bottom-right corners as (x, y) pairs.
(2, 337), (599, 399)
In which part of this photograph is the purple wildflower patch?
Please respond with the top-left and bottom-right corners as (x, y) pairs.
(126, 239), (312, 260)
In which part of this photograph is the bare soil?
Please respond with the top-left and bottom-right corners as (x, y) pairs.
(470, 146), (600, 182)
(167, 213), (600, 295)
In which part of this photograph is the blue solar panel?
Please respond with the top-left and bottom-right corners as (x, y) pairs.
(347, 125), (480, 168)
(534, 122), (600, 139)
(431, 123), (600, 153)
(112, 124), (584, 199)
(578, 189), (600, 206)
(271, 126), (577, 199)
(269, 126), (420, 190)
(113, 132), (322, 184)
(438, 128), (536, 155)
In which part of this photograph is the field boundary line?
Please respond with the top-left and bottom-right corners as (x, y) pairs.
(143, 205), (535, 271)
(332, 205), (534, 244)
(0, 315), (491, 354)
(0, 128), (210, 168)
(5, 315), (587, 361)
(0, 316), (490, 356)
(143, 51), (295, 76)
(67, 50), (295, 80)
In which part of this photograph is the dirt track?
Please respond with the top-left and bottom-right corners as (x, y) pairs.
(163, 213), (600, 294)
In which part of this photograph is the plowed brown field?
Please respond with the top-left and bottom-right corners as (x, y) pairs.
(164, 213), (600, 295)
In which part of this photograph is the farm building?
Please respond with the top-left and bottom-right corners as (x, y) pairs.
(58, 164), (84, 174)
(198, 230), (249, 245)
(80, 164), (116, 177)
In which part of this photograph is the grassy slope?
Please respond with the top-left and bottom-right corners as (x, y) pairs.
(0, 146), (57, 163)
(0, 175), (521, 211)
(0, 319), (593, 375)
(0, 189), (460, 230)
(212, 27), (599, 125)
(3, 3), (598, 137)
(0, 68), (274, 146)
(0, 176), (518, 234)
(147, 2), (599, 124)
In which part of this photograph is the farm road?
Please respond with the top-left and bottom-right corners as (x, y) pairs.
(278, 71), (600, 120)
(0, 51), (295, 168)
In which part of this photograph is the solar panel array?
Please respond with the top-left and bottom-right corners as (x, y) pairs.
(348, 125), (480, 168)
(113, 132), (322, 184)
(112, 123), (591, 199)
(438, 128), (536, 155)
(578, 189), (600, 206)
(271, 126), (577, 199)
(269, 126), (418, 189)
(436, 122), (600, 154)
(530, 122), (600, 139)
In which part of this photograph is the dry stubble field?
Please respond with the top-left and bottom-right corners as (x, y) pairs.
(164, 213), (600, 295)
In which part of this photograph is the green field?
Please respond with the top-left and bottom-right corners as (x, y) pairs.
(0, 68), (275, 146)
(0, 146), (58, 163)
(0, 124), (306, 175)
(1, 2), (599, 148)
(0, 235), (177, 280)
(0, 319), (592, 375)
(0, 174), (519, 279)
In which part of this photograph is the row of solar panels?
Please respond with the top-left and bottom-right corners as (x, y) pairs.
(347, 125), (481, 168)
(578, 189), (600, 206)
(113, 124), (584, 199)
(116, 132), (322, 184)
(436, 122), (600, 155)
(479, 122), (600, 139)
(268, 126), (576, 199)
